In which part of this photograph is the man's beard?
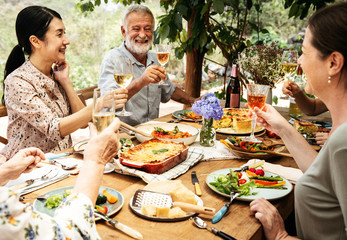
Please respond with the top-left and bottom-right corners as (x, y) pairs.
(125, 34), (153, 56)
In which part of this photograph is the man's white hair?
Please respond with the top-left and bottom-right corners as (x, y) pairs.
(121, 4), (155, 30)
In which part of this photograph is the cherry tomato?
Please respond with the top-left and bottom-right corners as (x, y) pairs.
(236, 172), (242, 179)
(238, 179), (247, 185)
(249, 168), (256, 173)
(255, 169), (265, 176)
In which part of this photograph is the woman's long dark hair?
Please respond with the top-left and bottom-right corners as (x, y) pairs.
(2, 6), (61, 104)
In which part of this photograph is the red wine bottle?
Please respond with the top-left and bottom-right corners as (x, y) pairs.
(225, 64), (240, 108)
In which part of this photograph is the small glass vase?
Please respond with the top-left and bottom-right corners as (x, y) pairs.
(200, 118), (216, 147)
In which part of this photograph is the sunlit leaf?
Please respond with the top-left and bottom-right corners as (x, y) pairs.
(213, 0), (225, 14)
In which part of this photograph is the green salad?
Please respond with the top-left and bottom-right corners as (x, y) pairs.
(209, 169), (257, 197)
(44, 189), (72, 209)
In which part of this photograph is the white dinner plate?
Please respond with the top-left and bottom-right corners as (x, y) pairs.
(206, 168), (293, 201)
(34, 186), (124, 220)
(129, 194), (203, 222)
(216, 127), (265, 135)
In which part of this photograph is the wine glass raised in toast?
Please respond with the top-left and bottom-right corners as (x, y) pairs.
(92, 88), (115, 133)
(114, 56), (133, 116)
(244, 84), (270, 143)
(156, 44), (171, 85)
(281, 50), (298, 82)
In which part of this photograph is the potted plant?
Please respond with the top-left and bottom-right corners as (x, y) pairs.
(238, 42), (285, 104)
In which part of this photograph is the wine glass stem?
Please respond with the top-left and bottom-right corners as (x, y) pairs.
(250, 113), (257, 138)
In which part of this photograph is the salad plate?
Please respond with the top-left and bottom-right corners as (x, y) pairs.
(206, 168), (293, 201)
(172, 110), (202, 122)
(34, 186), (124, 220)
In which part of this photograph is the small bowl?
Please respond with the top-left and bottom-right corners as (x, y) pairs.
(135, 123), (199, 145)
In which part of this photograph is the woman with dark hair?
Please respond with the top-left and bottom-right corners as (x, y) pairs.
(248, 2), (347, 239)
(1, 6), (127, 159)
(0, 119), (123, 239)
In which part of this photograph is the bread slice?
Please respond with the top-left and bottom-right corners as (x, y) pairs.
(293, 119), (318, 133)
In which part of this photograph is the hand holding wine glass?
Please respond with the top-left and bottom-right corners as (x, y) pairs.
(281, 50), (298, 82)
(92, 88), (115, 134)
(114, 56), (134, 116)
(155, 44), (171, 85)
(244, 84), (270, 143)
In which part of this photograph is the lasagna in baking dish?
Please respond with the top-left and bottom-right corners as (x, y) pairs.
(213, 108), (262, 132)
(118, 139), (189, 174)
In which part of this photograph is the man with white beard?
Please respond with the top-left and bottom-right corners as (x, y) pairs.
(99, 4), (196, 126)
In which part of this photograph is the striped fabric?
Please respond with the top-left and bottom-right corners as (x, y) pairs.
(114, 148), (204, 183)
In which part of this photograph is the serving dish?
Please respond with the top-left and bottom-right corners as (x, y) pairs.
(221, 139), (290, 159)
(129, 194), (203, 222)
(135, 123), (199, 145)
(119, 139), (189, 174)
(206, 168), (293, 201)
(172, 110), (202, 122)
(34, 186), (124, 220)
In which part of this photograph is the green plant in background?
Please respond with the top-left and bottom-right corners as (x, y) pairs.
(214, 91), (226, 100)
(238, 42), (285, 88)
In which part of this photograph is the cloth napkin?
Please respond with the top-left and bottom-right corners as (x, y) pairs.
(5, 164), (70, 195)
(242, 159), (303, 184)
(190, 140), (241, 161)
(114, 148), (203, 183)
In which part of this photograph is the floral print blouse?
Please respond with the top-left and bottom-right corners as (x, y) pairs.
(1, 59), (72, 159)
(0, 187), (101, 240)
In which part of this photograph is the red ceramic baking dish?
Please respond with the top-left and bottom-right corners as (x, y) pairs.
(119, 139), (189, 174)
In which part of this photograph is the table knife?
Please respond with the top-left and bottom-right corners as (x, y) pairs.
(191, 171), (202, 196)
(94, 210), (143, 240)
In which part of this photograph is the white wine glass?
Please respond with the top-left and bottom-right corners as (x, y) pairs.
(155, 44), (171, 85)
(281, 50), (299, 82)
(244, 84), (270, 143)
(92, 88), (115, 134)
(114, 56), (134, 116)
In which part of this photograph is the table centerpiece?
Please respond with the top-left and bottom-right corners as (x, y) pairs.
(192, 93), (223, 147)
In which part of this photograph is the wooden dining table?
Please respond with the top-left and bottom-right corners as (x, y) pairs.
(23, 106), (331, 240)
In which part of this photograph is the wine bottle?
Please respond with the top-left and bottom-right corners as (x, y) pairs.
(225, 64), (240, 108)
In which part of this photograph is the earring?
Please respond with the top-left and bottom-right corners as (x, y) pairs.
(328, 76), (331, 84)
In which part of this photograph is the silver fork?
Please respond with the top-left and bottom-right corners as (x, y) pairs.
(119, 125), (135, 135)
(20, 193), (49, 201)
(24, 169), (54, 185)
(11, 169), (58, 190)
(212, 192), (240, 224)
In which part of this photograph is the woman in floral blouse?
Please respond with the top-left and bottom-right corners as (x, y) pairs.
(1, 6), (127, 159)
(0, 119), (122, 240)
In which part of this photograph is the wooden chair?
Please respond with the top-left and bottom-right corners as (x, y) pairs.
(0, 104), (8, 145)
(76, 85), (97, 106)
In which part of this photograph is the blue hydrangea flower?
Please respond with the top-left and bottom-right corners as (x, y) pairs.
(192, 93), (223, 120)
